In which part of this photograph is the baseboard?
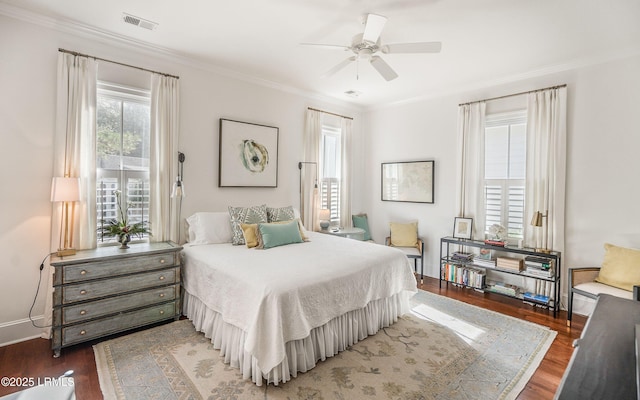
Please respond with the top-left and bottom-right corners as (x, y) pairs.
(0, 315), (47, 347)
(571, 295), (597, 317)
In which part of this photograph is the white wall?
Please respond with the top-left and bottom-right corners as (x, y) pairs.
(362, 53), (640, 314)
(2, 12), (638, 345)
(0, 14), (362, 345)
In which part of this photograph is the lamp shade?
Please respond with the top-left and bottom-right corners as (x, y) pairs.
(530, 211), (543, 227)
(51, 177), (80, 202)
(319, 209), (331, 221)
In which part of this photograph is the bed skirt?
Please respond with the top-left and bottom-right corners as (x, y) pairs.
(183, 290), (412, 386)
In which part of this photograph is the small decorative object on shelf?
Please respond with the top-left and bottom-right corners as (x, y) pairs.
(485, 224), (507, 246)
(453, 217), (473, 240)
(484, 239), (506, 247)
(99, 190), (150, 248)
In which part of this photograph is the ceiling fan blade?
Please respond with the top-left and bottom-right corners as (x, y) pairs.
(322, 56), (356, 78)
(381, 42), (442, 54)
(300, 43), (350, 50)
(362, 13), (387, 44)
(370, 56), (398, 81)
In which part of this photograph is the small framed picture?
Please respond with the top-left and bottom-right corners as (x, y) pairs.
(478, 248), (492, 260)
(453, 217), (473, 240)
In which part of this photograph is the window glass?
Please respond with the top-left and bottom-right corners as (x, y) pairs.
(320, 125), (341, 223)
(96, 82), (150, 244)
(484, 112), (527, 240)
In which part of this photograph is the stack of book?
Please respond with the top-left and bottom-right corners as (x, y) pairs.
(535, 279), (554, 298)
(441, 263), (486, 289)
(473, 257), (496, 268)
(484, 239), (506, 247)
(523, 291), (551, 305)
(523, 256), (554, 278)
(486, 281), (520, 297)
(496, 257), (523, 271)
(451, 252), (473, 262)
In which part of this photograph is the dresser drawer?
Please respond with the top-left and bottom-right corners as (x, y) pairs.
(62, 267), (178, 304)
(59, 285), (179, 325)
(61, 301), (177, 346)
(61, 253), (177, 284)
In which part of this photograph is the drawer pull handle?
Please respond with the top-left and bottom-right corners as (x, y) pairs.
(159, 293), (165, 298)
(80, 290), (87, 295)
(80, 310), (87, 315)
(160, 259), (166, 264)
(159, 276), (165, 281)
(80, 330), (86, 336)
(159, 310), (165, 315)
(80, 270), (87, 275)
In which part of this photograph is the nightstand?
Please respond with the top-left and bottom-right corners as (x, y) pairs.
(326, 227), (366, 241)
(50, 241), (183, 357)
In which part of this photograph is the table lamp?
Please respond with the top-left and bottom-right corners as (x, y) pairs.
(51, 177), (80, 256)
(530, 210), (549, 253)
(319, 209), (331, 231)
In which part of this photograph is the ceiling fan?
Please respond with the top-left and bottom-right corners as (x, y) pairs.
(302, 13), (442, 81)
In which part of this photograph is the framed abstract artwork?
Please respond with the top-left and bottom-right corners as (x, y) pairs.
(219, 119), (279, 187)
(453, 217), (473, 240)
(381, 160), (435, 203)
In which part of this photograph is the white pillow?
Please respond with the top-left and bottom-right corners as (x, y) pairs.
(186, 212), (233, 245)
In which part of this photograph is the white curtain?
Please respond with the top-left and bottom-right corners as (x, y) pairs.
(149, 74), (180, 243)
(44, 52), (97, 337)
(339, 117), (352, 228)
(455, 102), (486, 237)
(524, 87), (567, 252)
(302, 109), (321, 230)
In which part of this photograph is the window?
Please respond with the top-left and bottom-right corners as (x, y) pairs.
(96, 82), (151, 243)
(320, 124), (341, 224)
(484, 111), (527, 240)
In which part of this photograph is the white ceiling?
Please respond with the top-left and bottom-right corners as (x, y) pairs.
(3, 0), (640, 108)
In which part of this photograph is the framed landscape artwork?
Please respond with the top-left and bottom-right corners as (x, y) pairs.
(381, 160), (435, 203)
(219, 119), (279, 187)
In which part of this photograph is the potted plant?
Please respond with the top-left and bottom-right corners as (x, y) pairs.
(100, 190), (150, 248)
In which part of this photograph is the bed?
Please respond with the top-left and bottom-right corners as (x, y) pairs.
(181, 213), (417, 386)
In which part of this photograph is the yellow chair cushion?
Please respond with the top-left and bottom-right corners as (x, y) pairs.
(595, 243), (640, 291)
(389, 221), (418, 247)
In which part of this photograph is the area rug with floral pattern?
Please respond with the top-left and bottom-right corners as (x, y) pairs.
(94, 290), (556, 399)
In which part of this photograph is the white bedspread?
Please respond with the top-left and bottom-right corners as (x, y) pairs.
(181, 232), (417, 375)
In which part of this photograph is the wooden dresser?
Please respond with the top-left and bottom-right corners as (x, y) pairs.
(50, 241), (183, 357)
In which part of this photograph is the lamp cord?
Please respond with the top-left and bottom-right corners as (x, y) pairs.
(29, 253), (56, 328)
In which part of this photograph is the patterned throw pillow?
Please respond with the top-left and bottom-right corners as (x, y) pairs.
(228, 205), (268, 245)
(267, 205), (295, 222)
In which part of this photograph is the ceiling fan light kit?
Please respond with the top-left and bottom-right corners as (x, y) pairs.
(303, 13), (442, 82)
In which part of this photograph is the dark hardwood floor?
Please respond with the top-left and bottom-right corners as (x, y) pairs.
(0, 276), (585, 399)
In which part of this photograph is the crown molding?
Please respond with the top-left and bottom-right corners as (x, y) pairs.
(366, 46), (640, 112)
(0, 2), (363, 114)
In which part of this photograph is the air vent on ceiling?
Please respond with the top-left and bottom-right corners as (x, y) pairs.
(344, 90), (362, 98)
(122, 13), (158, 30)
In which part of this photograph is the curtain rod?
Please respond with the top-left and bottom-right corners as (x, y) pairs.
(58, 48), (180, 80)
(458, 84), (566, 107)
(307, 107), (353, 120)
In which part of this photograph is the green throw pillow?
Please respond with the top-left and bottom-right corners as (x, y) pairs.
(352, 214), (372, 241)
(258, 220), (304, 249)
